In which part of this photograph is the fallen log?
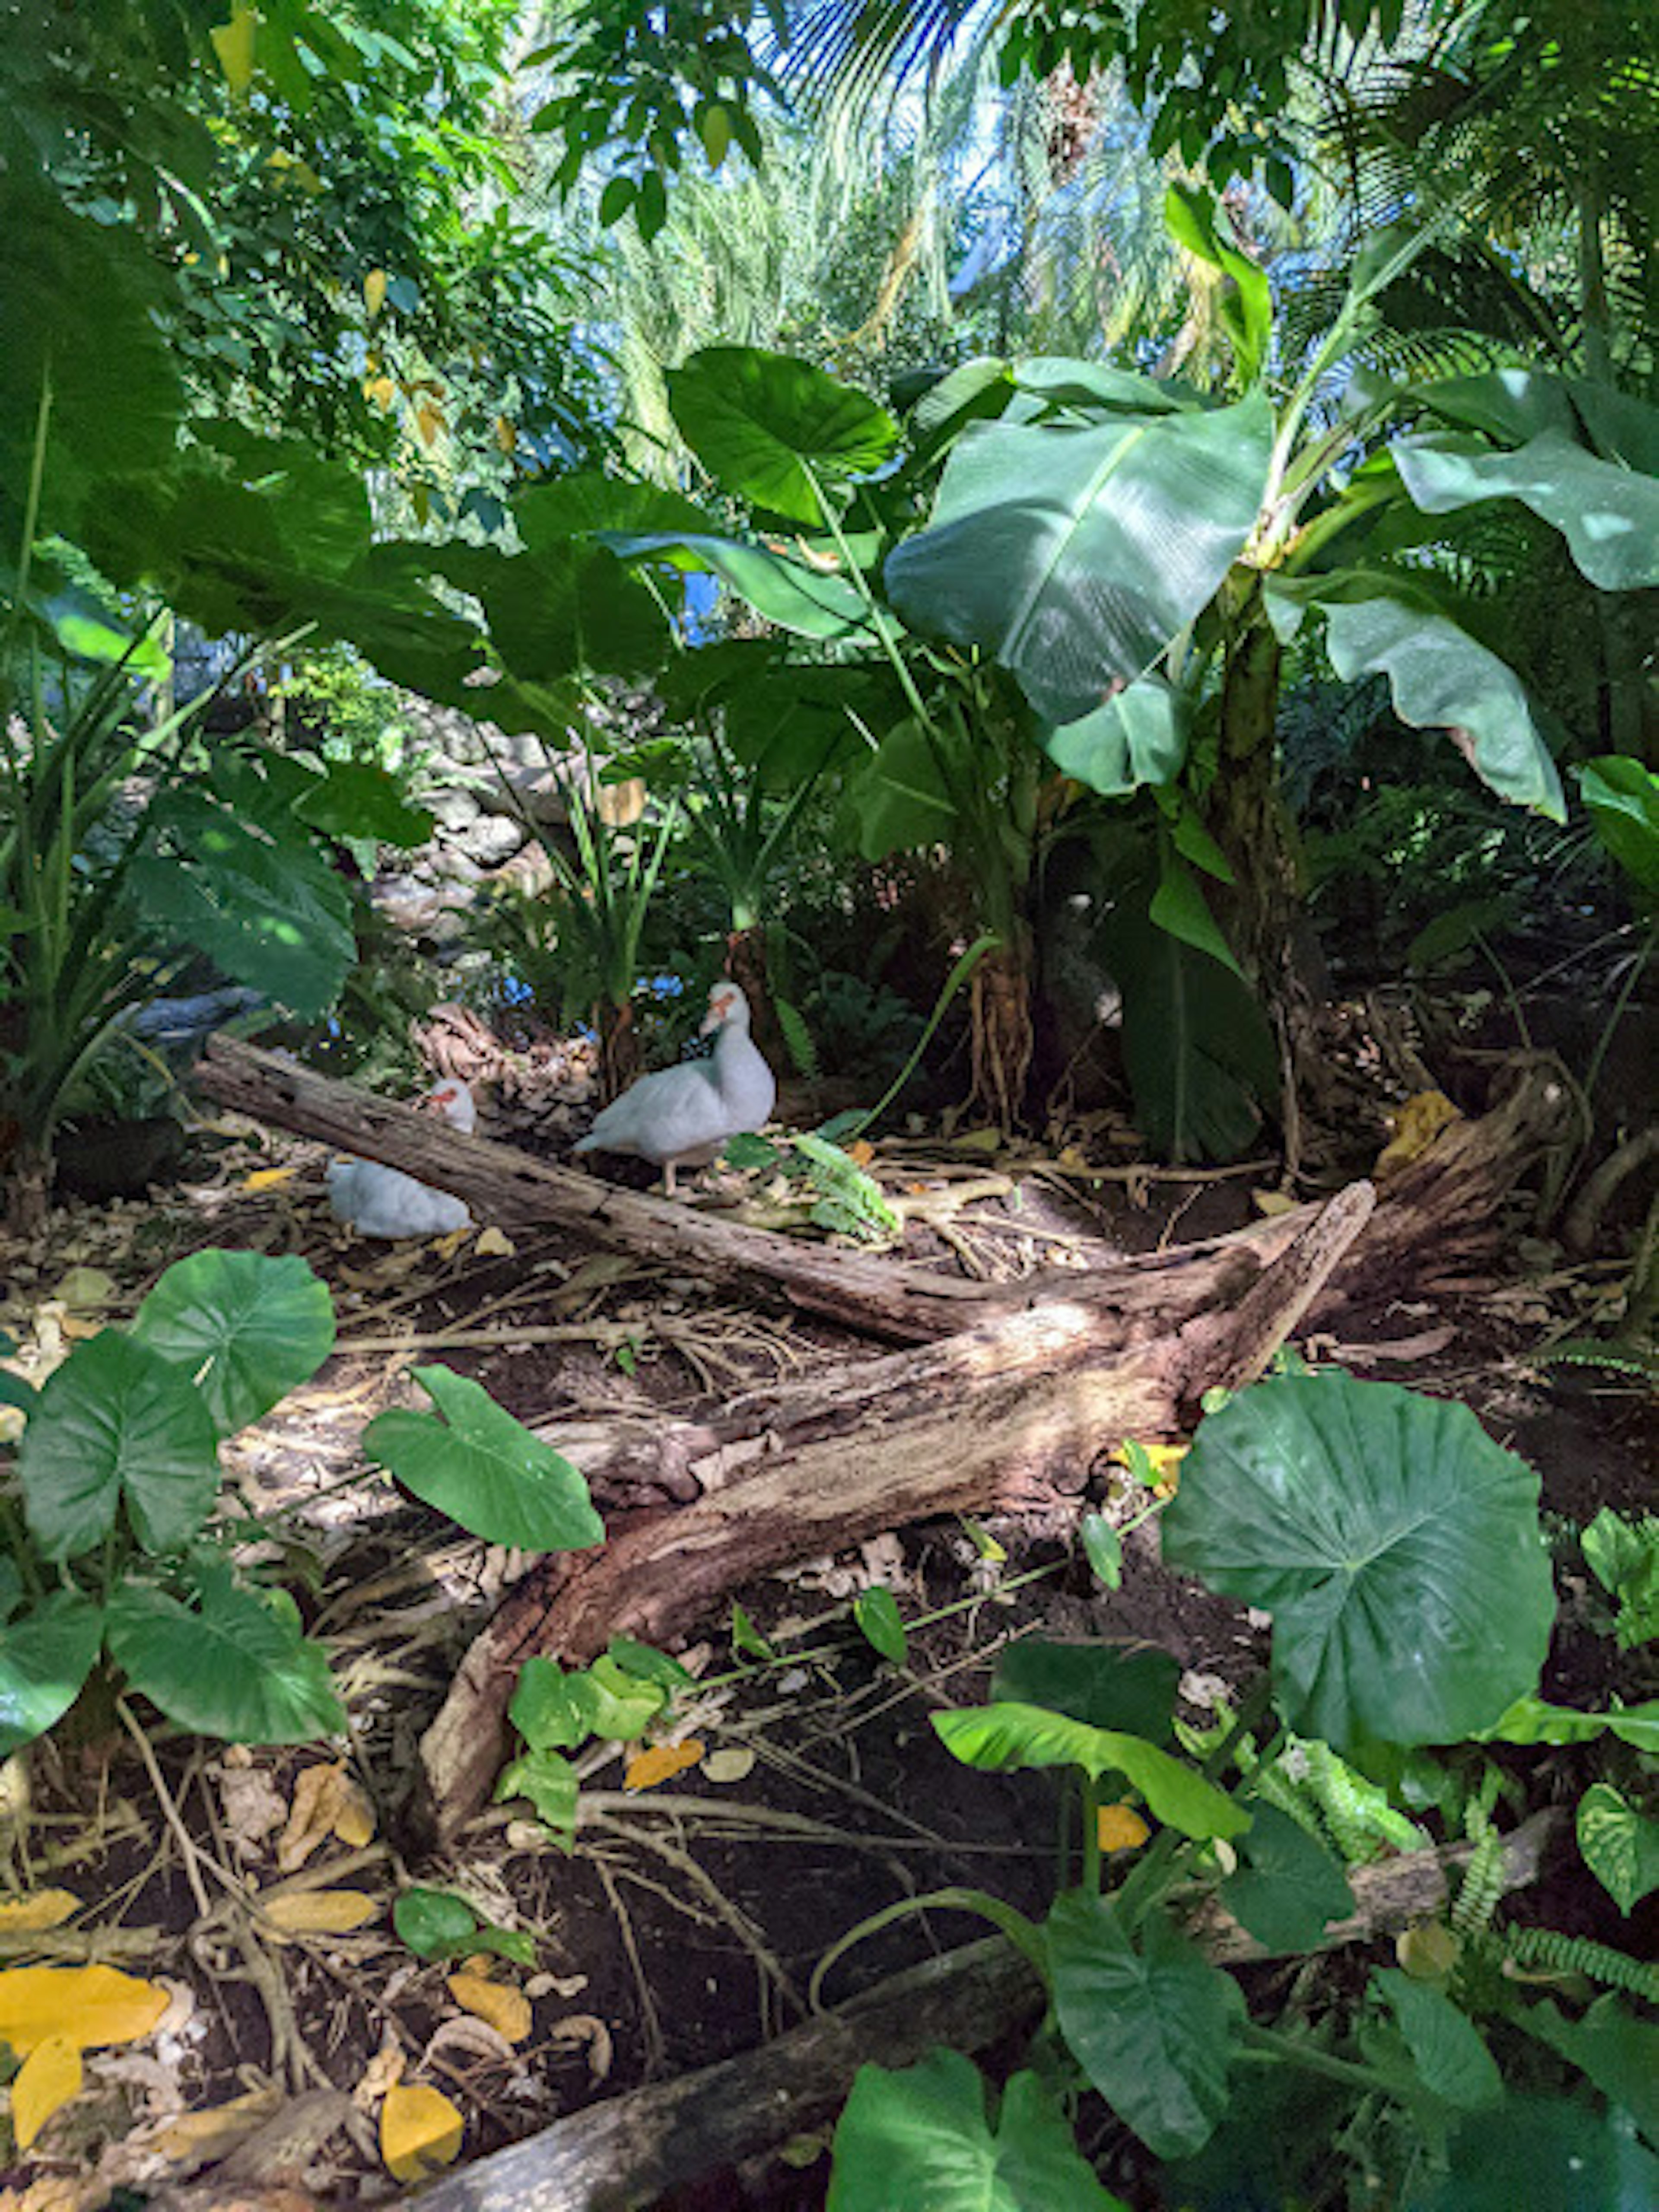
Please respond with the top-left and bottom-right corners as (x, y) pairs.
(406, 1813), (1563, 2212)
(196, 1036), (1572, 1347)
(414, 1185), (1376, 1840)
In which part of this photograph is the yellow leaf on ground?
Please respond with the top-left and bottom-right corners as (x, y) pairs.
(846, 1140), (875, 1168)
(624, 1740), (705, 1793)
(150, 2085), (283, 2164)
(262, 1889), (379, 1935)
(0, 1891), (79, 1934)
(446, 1973), (531, 2045)
(244, 1165), (299, 1192)
(702, 1747), (756, 1785)
(13, 2034), (82, 2151)
(381, 2082), (464, 2182)
(51, 1268), (114, 1312)
(1251, 1187), (1297, 1217)
(1097, 1803), (1150, 1854)
(1374, 1090), (1461, 1178)
(473, 1226), (516, 1258)
(208, 0), (257, 96)
(364, 268), (388, 318)
(0, 1964), (168, 2055)
(277, 1762), (374, 1870)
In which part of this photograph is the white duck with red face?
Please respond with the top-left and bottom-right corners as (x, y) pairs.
(326, 1080), (475, 1239)
(573, 981), (775, 1197)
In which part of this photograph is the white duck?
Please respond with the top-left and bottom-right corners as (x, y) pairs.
(573, 980), (775, 1197)
(327, 1080), (475, 1239)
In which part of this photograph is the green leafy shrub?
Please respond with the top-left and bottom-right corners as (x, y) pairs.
(0, 1251), (603, 1757)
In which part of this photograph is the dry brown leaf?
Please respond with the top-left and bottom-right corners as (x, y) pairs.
(218, 1764), (287, 1859)
(381, 2083), (464, 2183)
(150, 2086), (285, 2165)
(421, 2016), (517, 2071)
(276, 1764), (373, 1871)
(261, 1890), (379, 1936)
(352, 2035), (406, 2112)
(623, 1739), (704, 1793)
(0, 1891), (79, 1934)
(545, 2013), (613, 2085)
(446, 1973), (531, 2046)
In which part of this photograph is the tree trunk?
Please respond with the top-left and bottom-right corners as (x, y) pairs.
(725, 924), (786, 1065)
(4, 1139), (51, 1235)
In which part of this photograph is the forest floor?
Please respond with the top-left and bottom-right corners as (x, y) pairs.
(0, 1059), (1651, 2208)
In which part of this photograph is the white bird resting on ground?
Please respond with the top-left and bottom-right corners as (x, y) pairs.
(573, 979), (776, 1197)
(326, 1079), (476, 1239)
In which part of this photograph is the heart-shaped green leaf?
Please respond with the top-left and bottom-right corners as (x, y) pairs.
(133, 1251), (335, 1436)
(1220, 1803), (1354, 1952)
(1372, 1968), (1503, 2110)
(933, 1703), (1246, 1840)
(1578, 1783), (1659, 1915)
(0, 1591), (103, 1758)
(1163, 1374), (1556, 1753)
(19, 1333), (220, 1561)
(1048, 1895), (1244, 2159)
(107, 1576), (344, 1743)
(667, 347), (899, 524)
(363, 1366), (604, 1552)
(828, 2048), (1128, 2212)
(991, 1642), (1179, 1744)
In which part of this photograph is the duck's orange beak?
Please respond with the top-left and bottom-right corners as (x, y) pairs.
(699, 991), (735, 1037)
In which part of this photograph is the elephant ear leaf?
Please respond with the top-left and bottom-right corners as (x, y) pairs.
(665, 347), (898, 524)
(1163, 1373), (1556, 1754)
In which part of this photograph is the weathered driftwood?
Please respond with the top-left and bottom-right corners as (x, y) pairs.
(406, 1813), (1562, 2212)
(194, 1037), (1573, 1347)
(414, 1185), (1376, 1840)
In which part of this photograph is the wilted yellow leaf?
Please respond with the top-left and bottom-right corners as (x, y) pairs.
(1375, 1090), (1461, 1178)
(1251, 1187), (1297, 1217)
(474, 1226), (516, 1258)
(277, 1762), (374, 1870)
(702, 1747), (756, 1785)
(1096, 1803), (1150, 1853)
(0, 1891), (79, 1934)
(415, 401), (445, 448)
(446, 1973), (531, 2045)
(1397, 1920), (1462, 1980)
(364, 268), (388, 318)
(51, 1268), (114, 1313)
(0, 1964), (168, 2055)
(209, 0), (257, 96)
(364, 374), (398, 411)
(244, 1166), (299, 1192)
(150, 2086), (283, 2164)
(494, 415), (517, 454)
(13, 2034), (82, 2151)
(624, 1740), (704, 1793)
(261, 1889), (379, 1935)
(381, 2082), (464, 2182)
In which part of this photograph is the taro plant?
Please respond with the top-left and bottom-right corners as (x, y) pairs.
(820, 1370), (1659, 2209)
(495, 1639), (695, 1850)
(0, 1251), (603, 1759)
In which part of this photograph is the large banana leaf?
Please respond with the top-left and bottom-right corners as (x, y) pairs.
(1394, 430), (1659, 591)
(885, 394), (1272, 726)
(1266, 573), (1564, 819)
(1039, 677), (1192, 795)
(666, 346), (899, 524)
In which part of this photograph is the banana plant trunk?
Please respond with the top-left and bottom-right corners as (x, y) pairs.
(596, 998), (642, 1105)
(968, 927), (1035, 1133)
(1205, 582), (1321, 1091)
(725, 925), (786, 1066)
(4, 1139), (51, 1235)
